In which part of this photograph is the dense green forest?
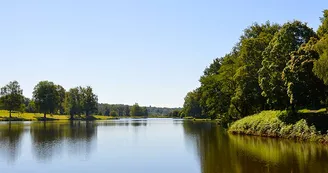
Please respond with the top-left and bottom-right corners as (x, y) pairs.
(0, 80), (180, 120)
(181, 10), (328, 123)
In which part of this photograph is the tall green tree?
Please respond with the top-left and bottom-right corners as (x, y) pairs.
(203, 58), (223, 77)
(80, 86), (98, 117)
(182, 89), (203, 118)
(0, 81), (24, 118)
(215, 52), (240, 118)
(56, 85), (66, 115)
(199, 72), (229, 119)
(314, 10), (328, 85)
(317, 10), (328, 38)
(26, 99), (36, 113)
(313, 10), (328, 110)
(198, 52), (239, 119)
(283, 38), (326, 110)
(259, 21), (316, 109)
(313, 36), (328, 84)
(231, 22), (280, 116)
(33, 81), (60, 119)
(65, 87), (83, 119)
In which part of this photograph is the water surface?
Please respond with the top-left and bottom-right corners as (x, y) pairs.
(0, 119), (327, 173)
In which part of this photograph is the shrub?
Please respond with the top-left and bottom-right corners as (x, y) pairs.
(229, 110), (328, 143)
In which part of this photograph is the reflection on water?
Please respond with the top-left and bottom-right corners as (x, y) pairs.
(229, 135), (328, 173)
(183, 121), (328, 173)
(30, 121), (97, 161)
(0, 122), (24, 164)
(183, 122), (242, 173)
(0, 120), (328, 173)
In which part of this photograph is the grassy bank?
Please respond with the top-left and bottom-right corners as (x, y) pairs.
(0, 110), (118, 121)
(0, 110), (172, 121)
(228, 110), (328, 143)
(183, 117), (211, 121)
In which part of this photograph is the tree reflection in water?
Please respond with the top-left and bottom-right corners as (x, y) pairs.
(30, 121), (97, 162)
(183, 121), (328, 173)
(0, 122), (24, 164)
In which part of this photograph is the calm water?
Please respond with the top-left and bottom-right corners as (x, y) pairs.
(0, 119), (327, 173)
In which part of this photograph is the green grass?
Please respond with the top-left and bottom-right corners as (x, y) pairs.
(183, 117), (211, 120)
(298, 108), (326, 113)
(228, 110), (328, 143)
(0, 110), (118, 121)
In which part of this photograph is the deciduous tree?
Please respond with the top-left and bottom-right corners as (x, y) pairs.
(0, 81), (24, 118)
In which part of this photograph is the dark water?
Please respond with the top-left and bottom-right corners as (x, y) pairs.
(0, 119), (327, 173)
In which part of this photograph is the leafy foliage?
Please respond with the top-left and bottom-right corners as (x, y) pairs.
(0, 81), (24, 117)
(282, 38), (326, 109)
(183, 12), (328, 122)
(259, 21), (316, 109)
(181, 89), (203, 118)
(80, 86), (98, 117)
(33, 81), (60, 118)
(317, 10), (328, 38)
(65, 87), (83, 119)
(110, 110), (118, 116)
(313, 34), (328, 85)
(232, 22), (280, 116)
(130, 103), (146, 116)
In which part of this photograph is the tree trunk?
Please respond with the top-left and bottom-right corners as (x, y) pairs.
(70, 114), (74, 120)
(326, 98), (328, 113)
(232, 103), (243, 116)
(9, 110), (12, 118)
(44, 112), (46, 119)
(291, 103), (296, 115)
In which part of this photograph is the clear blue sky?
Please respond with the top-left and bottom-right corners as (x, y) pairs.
(0, 0), (326, 107)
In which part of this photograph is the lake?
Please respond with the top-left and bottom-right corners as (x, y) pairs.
(0, 118), (327, 173)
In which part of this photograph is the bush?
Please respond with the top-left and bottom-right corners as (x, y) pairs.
(277, 110), (299, 124)
(229, 110), (328, 143)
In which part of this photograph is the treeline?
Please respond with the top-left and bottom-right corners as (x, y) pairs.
(0, 80), (98, 119)
(181, 10), (328, 122)
(97, 103), (181, 117)
(97, 103), (148, 117)
(0, 80), (180, 119)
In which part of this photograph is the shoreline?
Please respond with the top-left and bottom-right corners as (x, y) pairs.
(0, 113), (176, 122)
(228, 110), (328, 144)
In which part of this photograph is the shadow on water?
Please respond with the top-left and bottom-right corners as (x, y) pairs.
(0, 122), (24, 164)
(182, 121), (328, 173)
(30, 121), (97, 162)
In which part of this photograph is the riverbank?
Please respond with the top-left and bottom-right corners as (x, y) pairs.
(228, 110), (328, 144)
(183, 117), (217, 122)
(0, 110), (175, 121)
(0, 110), (118, 121)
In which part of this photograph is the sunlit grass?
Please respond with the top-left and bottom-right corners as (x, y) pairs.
(0, 110), (117, 121)
(298, 108), (326, 113)
(228, 110), (328, 143)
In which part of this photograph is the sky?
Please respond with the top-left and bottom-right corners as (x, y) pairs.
(0, 0), (326, 108)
